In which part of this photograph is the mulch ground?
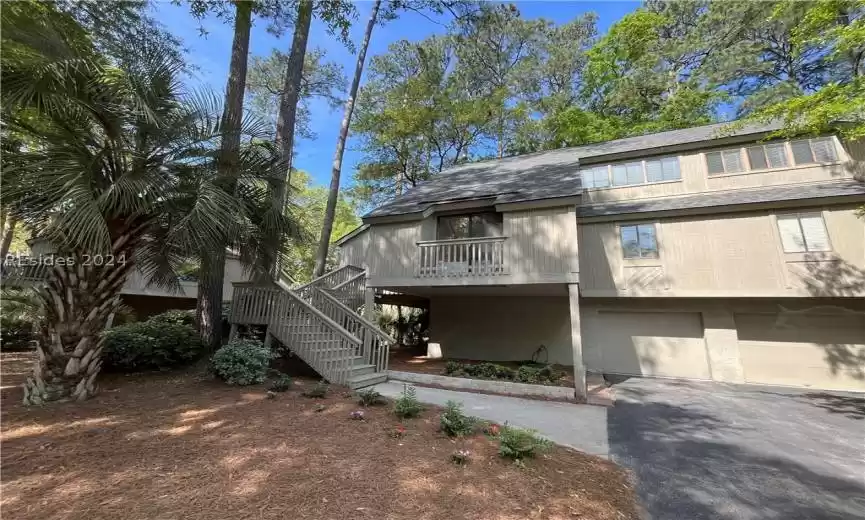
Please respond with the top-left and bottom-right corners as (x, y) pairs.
(1, 351), (638, 520)
(390, 347), (577, 388)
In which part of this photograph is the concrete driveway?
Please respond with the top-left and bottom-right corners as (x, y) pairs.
(609, 378), (865, 520)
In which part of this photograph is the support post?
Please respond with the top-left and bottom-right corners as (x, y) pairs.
(263, 328), (273, 348)
(229, 323), (239, 341)
(567, 283), (587, 401)
(363, 287), (375, 321)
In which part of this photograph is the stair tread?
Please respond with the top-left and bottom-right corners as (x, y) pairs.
(348, 371), (387, 382)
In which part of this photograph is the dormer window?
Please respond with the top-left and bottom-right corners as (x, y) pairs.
(580, 155), (681, 190)
(706, 137), (838, 176)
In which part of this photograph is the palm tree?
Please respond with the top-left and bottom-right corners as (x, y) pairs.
(1, 3), (299, 404)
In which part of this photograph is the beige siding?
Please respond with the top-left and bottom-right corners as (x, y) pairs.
(579, 205), (865, 297)
(367, 221), (422, 279)
(429, 295), (573, 365)
(504, 206), (578, 276)
(338, 229), (370, 268)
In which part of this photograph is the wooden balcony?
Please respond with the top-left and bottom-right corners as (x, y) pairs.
(416, 236), (508, 279)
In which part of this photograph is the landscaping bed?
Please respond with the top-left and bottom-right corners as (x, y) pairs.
(1, 351), (638, 520)
(390, 347), (576, 388)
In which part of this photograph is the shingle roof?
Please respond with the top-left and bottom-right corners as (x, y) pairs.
(364, 120), (784, 219)
(578, 181), (865, 218)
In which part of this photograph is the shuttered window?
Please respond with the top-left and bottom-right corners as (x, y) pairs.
(776, 213), (831, 253)
(747, 142), (789, 170)
(791, 137), (838, 165)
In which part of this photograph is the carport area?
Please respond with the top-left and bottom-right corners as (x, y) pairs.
(609, 377), (865, 520)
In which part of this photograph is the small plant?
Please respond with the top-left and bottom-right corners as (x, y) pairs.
(356, 388), (385, 407)
(393, 384), (423, 419)
(349, 410), (365, 420)
(313, 404), (326, 413)
(266, 391), (277, 399)
(210, 339), (273, 385)
(439, 400), (476, 437)
(498, 424), (552, 461)
(267, 374), (293, 392)
(389, 424), (407, 439)
(450, 449), (471, 465)
(302, 380), (330, 398)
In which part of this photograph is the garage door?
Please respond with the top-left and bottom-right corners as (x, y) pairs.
(736, 312), (865, 391)
(583, 310), (711, 379)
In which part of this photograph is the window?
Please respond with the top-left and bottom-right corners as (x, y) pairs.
(709, 137), (838, 176)
(791, 137), (838, 165)
(645, 157), (681, 182)
(747, 142), (789, 170)
(581, 156), (680, 189)
(437, 212), (502, 240)
(581, 165), (610, 189)
(706, 149), (745, 175)
(620, 224), (659, 259)
(612, 161), (644, 186)
(776, 213), (831, 253)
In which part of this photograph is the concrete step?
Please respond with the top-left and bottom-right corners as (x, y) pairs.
(348, 372), (387, 390)
(350, 363), (376, 377)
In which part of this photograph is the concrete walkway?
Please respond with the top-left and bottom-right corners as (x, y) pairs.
(372, 381), (609, 457)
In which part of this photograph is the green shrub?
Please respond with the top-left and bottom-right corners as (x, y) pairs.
(439, 400), (476, 437)
(498, 425), (552, 461)
(267, 374), (293, 392)
(516, 365), (542, 384)
(444, 360), (464, 376)
(102, 321), (202, 372)
(148, 309), (195, 326)
(356, 388), (385, 406)
(393, 384), (423, 419)
(211, 339), (273, 385)
(302, 380), (330, 398)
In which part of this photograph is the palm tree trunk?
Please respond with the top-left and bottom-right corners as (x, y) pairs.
(269, 0), (313, 275)
(312, 0), (381, 278)
(1, 217), (18, 259)
(196, 0), (252, 351)
(22, 226), (142, 404)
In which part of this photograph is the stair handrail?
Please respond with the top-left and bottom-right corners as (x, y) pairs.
(273, 279), (363, 346)
(311, 286), (395, 345)
(294, 264), (364, 295)
(330, 270), (366, 291)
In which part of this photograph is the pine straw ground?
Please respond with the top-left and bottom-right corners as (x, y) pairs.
(1, 352), (638, 520)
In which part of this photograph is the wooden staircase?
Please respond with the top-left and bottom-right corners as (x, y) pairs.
(229, 265), (392, 389)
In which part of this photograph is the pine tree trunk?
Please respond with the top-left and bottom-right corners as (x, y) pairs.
(268, 0), (313, 275)
(312, 0), (380, 278)
(22, 229), (141, 405)
(196, 0), (252, 350)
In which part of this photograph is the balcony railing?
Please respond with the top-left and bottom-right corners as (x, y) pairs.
(416, 236), (508, 278)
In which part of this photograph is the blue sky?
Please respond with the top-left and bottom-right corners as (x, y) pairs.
(152, 1), (640, 187)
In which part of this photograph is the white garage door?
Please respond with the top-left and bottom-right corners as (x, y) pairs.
(736, 312), (865, 391)
(583, 310), (711, 379)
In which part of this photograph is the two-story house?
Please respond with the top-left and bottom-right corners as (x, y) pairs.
(336, 121), (865, 395)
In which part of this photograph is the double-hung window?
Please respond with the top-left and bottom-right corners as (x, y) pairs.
(620, 224), (659, 259)
(775, 213), (831, 253)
